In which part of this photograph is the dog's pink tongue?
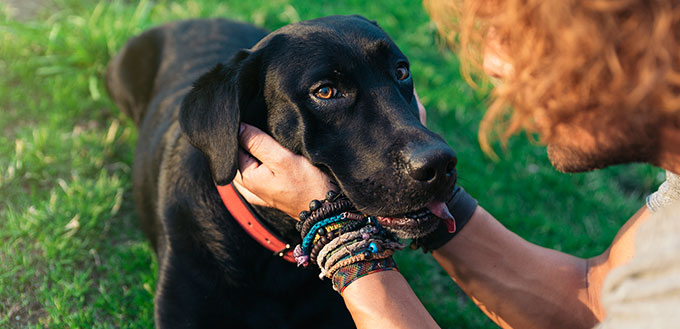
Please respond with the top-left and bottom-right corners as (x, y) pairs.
(427, 201), (456, 233)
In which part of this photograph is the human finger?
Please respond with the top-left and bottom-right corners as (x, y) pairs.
(237, 148), (261, 176)
(232, 178), (268, 207)
(238, 123), (294, 166)
(414, 88), (427, 126)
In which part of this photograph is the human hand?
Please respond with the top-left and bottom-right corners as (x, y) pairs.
(234, 86), (425, 219)
(232, 123), (335, 219)
(414, 87), (427, 126)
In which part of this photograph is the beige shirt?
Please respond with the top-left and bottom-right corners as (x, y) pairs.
(596, 171), (680, 328)
(646, 171), (680, 212)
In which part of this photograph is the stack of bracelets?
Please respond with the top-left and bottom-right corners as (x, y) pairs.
(293, 191), (405, 293)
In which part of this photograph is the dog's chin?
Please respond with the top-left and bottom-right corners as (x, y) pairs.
(376, 213), (440, 239)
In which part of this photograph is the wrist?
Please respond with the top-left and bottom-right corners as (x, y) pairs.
(332, 256), (399, 293)
(413, 186), (478, 252)
(293, 192), (406, 293)
(342, 270), (440, 329)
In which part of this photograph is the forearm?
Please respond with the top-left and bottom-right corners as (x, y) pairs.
(342, 270), (440, 329)
(433, 206), (598, 329)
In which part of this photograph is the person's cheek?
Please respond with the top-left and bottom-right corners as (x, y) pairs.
(482, 27), (514, 81)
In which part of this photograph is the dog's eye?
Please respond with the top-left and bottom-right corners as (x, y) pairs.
(314, 86), (339, 99)
(396, 64), (410, 81)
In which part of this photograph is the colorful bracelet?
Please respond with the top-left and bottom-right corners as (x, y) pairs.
(317, 231), (363, 272)
(331, 257), (398, 293)
(323, 239), (402, 276)
(293, 190), (404, 295)
(301, 214), (349, 253)
(315, 225), (391, 271)
(326, 249), (394, 279)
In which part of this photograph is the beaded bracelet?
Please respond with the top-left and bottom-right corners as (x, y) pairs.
(294, 213), (364, 267)
(292, 189), (405, 295)
(312, 222), (344, 244)
(301, 214), (349, 253)
(310, 228), (346, 263)
(301, 210), (370, 255)
(299, 200), (354, 235)
(297, 191), (353, 233)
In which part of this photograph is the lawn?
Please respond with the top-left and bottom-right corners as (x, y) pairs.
(0, 0), (664, 328)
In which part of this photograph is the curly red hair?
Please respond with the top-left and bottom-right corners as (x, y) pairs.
(424, 0), (680, 154)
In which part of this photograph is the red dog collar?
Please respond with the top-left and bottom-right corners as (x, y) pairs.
(215, 183), (295, 263)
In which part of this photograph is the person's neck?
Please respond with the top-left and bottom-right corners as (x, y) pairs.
(657, 125), (680, 175)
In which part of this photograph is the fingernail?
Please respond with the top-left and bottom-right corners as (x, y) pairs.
(239, 123), (245, 135)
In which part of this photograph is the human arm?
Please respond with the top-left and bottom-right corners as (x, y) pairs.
(232, 120), (653, 329)
(342, 271), (439, 329)
(432, 205), (651, 329)
(448, 170), (673, 328)
(233, 123), (439, 329)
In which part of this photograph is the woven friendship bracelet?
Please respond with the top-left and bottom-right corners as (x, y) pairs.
(318, 242), (363, 277)
(316, 222), (404, 268)
(322, 239), (377, 273)
(331, 257), (398, 293)
(321, 239), (404, 277)
(323, 238), (401, 270)
(317, 231), (363, 270)
(326, 249), (394, 279)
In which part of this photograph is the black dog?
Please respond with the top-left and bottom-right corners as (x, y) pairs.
(106, 16), (457, 328)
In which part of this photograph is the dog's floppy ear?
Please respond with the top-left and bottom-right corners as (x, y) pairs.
(179, 50), (261, 185)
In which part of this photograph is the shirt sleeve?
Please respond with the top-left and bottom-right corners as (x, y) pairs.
(595, 202), (680, 329)
(646, 170), (680, 212)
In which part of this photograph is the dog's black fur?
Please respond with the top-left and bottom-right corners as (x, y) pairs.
(107, 16), (456, 328)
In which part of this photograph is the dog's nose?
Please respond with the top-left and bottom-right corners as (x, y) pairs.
(407, 146), (457, 185)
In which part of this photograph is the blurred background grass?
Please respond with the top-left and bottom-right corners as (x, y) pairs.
(0, 0), (664, 328)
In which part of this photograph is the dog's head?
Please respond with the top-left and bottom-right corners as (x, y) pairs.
(180, 15), (457, 238)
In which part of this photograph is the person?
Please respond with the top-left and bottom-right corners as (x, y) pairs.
(231, 0), (680, 328)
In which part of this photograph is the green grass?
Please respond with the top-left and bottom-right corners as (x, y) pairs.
(0, 0), (664, 328)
